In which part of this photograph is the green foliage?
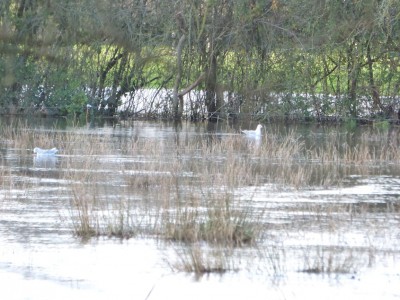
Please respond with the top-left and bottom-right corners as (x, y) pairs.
(0, 0), (399, 120)
(344, 119), (358, 132)
(373, 120), (390, 130)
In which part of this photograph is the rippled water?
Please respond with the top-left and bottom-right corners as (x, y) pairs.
(0, 119), (399, 299)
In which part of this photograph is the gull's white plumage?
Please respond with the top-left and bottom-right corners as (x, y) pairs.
(241, 124), (263, 136)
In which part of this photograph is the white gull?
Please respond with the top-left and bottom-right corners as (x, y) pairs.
(241, 124), (263, 136)
(33, 147), (59, 155)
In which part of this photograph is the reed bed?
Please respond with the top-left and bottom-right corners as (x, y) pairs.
(1, 122), (398, 275)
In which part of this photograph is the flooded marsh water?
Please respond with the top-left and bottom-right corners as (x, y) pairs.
(0, 119), (399, 299)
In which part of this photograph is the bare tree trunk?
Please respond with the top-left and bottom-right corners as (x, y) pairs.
(172, 34), (186, 120)
(205, 53), (220, 121)
(98, 48), (124, 101)
(347, 42), (359, 118)
(366, 42), (382, 112)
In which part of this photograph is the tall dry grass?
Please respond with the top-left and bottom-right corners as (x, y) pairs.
(1, 122), (398, 274)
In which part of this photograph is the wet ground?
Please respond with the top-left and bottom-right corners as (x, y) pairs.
(0, 119), (399, 299)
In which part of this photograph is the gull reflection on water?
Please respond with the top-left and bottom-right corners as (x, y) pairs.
(244, 134), (262, 149)
(33, 155), (58, 169)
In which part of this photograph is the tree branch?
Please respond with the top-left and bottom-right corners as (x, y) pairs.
(178, 73), (205, 97)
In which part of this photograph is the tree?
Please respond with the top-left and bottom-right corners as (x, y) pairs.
(0, 0), (400, 121)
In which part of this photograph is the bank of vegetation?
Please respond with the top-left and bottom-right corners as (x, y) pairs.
(0, 0), (399, 122)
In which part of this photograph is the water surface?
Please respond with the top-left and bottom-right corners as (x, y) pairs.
(0, 119), (399, 299)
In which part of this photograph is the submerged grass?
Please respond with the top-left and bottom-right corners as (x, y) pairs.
(170, 244), (238, 274)
(300, 246), (366, 274)
(1, 122), (399, 275)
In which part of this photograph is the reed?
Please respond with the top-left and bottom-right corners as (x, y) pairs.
(169, 243), (237, 274)
(160, 191), (264, 246)
(68, 182), (140, 238)
(1, 122), (398, 275)
(300, 246), (366, 274)
(69, 187), (100, 238)
(0, 165), (11, 201)
(65, 151), (142, 238)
